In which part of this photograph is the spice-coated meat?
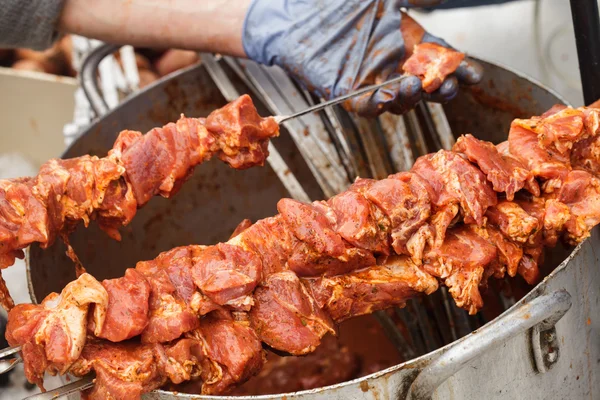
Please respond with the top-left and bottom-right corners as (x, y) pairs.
(306, 255), (438, 322)
(485, 200), (540, 245)
(94, 269), (150, 343)
(423, 225), (497, 314)
(508, 122), (570, 182)
(135, 248), (200, 344)
(558, 170), (600, 244)
(402, 42), (465, 93)
(6, 99), (600, 397)
(0, 43), (467, 310)
(412, 150), (497, 226)
(250, 271), (335, 355)
(0, 95), (279, 309)
(453, 134), (539, 199)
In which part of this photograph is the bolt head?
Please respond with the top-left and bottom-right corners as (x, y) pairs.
(546, 351), (558, 363)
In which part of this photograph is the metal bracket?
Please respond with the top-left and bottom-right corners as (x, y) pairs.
(531, 324), (560, 373)
(407, 289), (572, 400)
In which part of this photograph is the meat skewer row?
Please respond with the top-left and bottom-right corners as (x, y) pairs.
(0, 43), (465, 311)
(0, 94), (280, 310)
(6, 102), (600, 399)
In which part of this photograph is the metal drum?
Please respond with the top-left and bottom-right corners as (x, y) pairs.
(26, 54), (599, 399)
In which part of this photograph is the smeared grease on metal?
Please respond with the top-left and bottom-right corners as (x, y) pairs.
(359, 380), (369, 392)
(469, 85), (527, 117)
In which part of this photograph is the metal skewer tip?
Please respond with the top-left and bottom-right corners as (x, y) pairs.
(0, 356), (22, 375)
(274, 74), (408, 124)
(23, 376), (95, 400)
(0, 344), (23, 375)
(0, 344), (22, 358)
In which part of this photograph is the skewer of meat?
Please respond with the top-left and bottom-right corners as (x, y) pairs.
(6, 102), (600, 399)
(0, 95), (279, 310)
(0, 43), (464, 311)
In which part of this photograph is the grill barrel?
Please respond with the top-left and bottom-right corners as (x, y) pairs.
(25, 52), (599, 399)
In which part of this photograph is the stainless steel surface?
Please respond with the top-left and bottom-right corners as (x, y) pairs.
(25, 54), (599, 400)
(407, 290), (573, 400)
(232, 58), (348, 197)
(272, 75), (409, 124)
(0, 356), (21, 375)
(80, 44), (120, 116)
(23, 377), (94, 400)
(0, 345), (21, 359)
(0, 345), (22, 375)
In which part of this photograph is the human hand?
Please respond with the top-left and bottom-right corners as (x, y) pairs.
(243, 0), (483, 117)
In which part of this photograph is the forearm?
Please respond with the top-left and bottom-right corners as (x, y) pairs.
(58, 0), (250, 57)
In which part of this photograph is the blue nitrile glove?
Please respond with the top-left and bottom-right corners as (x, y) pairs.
(243, 0), (483, 117)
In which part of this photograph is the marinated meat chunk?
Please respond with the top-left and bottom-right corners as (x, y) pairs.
(424, 225), (497, 314)
(358, 174), (431, 255)
(278, 199), (346, 258)
(287, 241), (376, 277)
(234, 216), (294, 276)
(72, 341), (167, 400)
(192, 243), (262, 308)
(454, 134), (539, 199)
(327, 190), (389, 254)
(136, 248), (199, 343)
(206, 94), (279, 169)
(485, 200), (539, 244)
(250, 271), (335, 355)
(412, 150), (496, 226)
(95, 269), (150, 342)
(279, 199), (375, 276)
(306, 256), (438, 321)
(508, 123), (570, 182)
(198, 315), (265, 394)
(558, 170), (600, 243)
(402, 43), (465, 93)
(514, 107), (586, 154)
(7, 274), (108, 379)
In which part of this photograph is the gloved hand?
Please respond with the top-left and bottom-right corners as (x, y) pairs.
(243, 0), (483, 117)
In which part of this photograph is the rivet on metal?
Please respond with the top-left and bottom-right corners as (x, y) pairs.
(532, 325), (561, 373)
(544, 332), (555, 343)
(546, 351), (558, 363)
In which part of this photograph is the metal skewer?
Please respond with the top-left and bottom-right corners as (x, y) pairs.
(0, 344), (22, 375)
(23, 376), (95, 400)
(0, 344), (93, 398)
(272, 75), (409, 124)
(0, 344), (21, 358)
(0, 355), (21, 374)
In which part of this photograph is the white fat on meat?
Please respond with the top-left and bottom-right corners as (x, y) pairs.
(34, 273), (108, 373)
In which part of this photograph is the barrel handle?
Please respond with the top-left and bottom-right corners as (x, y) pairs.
(407, 289), (572, 400)
(80, 43), (120, 117)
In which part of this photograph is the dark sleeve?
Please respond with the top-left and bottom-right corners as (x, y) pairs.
(0, 0), (66, 50)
